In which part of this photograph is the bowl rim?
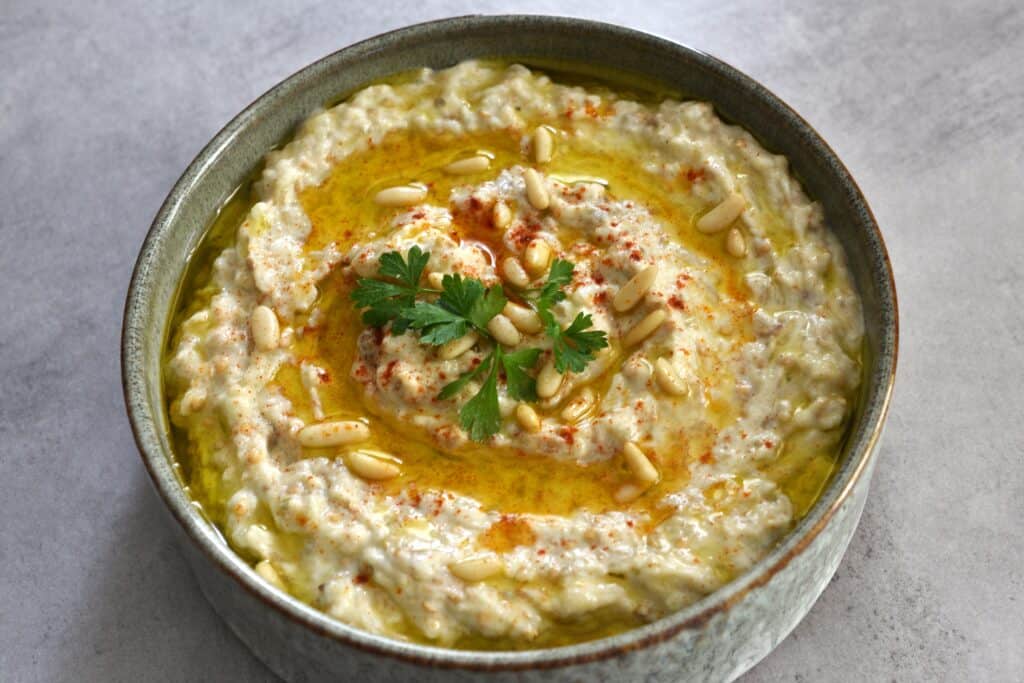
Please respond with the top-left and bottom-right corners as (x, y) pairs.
(122, 13), (898, 672)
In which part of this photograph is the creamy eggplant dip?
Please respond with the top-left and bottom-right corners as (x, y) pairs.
(166, 60), (864, 649)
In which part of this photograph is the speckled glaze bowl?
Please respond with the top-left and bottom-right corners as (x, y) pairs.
(123, 15), (897, 682)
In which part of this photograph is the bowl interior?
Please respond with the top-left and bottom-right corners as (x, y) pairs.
(123, 14), (897, 663)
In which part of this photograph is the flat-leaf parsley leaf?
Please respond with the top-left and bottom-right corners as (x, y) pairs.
(532, 259), (609, 373)
(351, 248), (607, 441)
(350, 246), (431, 329)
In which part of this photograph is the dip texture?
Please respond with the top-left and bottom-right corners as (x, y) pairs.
(166, 61), (864, 649)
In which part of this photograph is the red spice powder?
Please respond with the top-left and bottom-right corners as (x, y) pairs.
(480, 515), (537, 552)
(407, 486), (422, 507)
(686, 167), (706, 183)
(380, 360), (398, 384)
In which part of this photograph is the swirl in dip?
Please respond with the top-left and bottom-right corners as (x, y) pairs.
(166, 61), (864, 649)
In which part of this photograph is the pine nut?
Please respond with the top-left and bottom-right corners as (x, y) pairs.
(622, 309), (668, 347)
(523, 168), (549, 210)
(515, 403), (542, 433)
(180, 387), (206, 415)
(613, 265), (658, 313)
(654, 358), (689, 396)
(623, 442), (659, 484)
(493, 201), (512, 229)
(614, 483), (644, 504)
(251, 305), (280, 351)
(561, 388), (594, 423)
(427, 271), (445, 289)
(439, 331), (478, 360)
(347, 450), (401, 480)
(298, 420), (370, 448)
(501, 257), (531, 288)
(696, 192), (746, 233)
(532, 126), (554, 163)
(487, 314), (522, 346)
(726, 227), (747, 258)
(523, 238), (552, 276)
(449, 554), (503, 582)
(254, 560), (286, 590)
(443, 155), (490, 175)
(503, 301), (543, 334)
(373, 184), (427, 207)
(536, 359), (563, 398)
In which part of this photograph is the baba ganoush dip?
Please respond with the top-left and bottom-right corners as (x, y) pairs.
(166, 60), (864, 649)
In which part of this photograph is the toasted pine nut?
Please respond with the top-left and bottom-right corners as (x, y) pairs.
(427, 272), (445, 289)
(623, 309), (668, 347)
(536, 359), (563, 398)
(298, 420), (370, 448)
(696, 192), (746, 233)
(439, 331), (478, 360)
(449, 555), (503, 582)
(487, 314), (522, 346)
(180, 387), (206, 415)
(515, 403), (541, 433)
(443, 155), (491, 175)
(623, 442), (659, 484)
(501, 257), (531, 288)
(561, 388), (594, 423)
(347, 450), (401, 480)
(523, 168), (549, 210)
(654, 358), (689, 396)
(373, 184), (427, 207)
(523, 238), (552, 276)
(726, 228), (747, 258)
(533, 126), (554, 163)
(503, 301), (543, 334)
(613, 265), (658, 313)
(255, 560), (286, 590)
(251, 305), (280, 351)
(493, 201), (512, 228)
(614, 483), (644, 504)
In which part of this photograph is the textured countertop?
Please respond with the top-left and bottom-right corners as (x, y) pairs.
(2, 2), (1021, 681)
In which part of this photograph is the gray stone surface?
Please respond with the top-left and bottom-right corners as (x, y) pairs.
(1, 1), (1020, 681)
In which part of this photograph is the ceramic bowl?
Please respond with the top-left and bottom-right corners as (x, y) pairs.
(123, 15), (897, 682)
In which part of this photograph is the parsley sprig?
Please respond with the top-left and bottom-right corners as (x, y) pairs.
(350, 246), (432, 332)
(406, 275), (507, 344)
(351, 248), (608, 441)
(532, 259), (610, 373)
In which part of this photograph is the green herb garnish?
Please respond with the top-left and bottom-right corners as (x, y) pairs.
(352, 249), (608, 441)
(533, 259), (610, 373)
(405, 275), (507, 344)
(350, 245), (431, 331)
